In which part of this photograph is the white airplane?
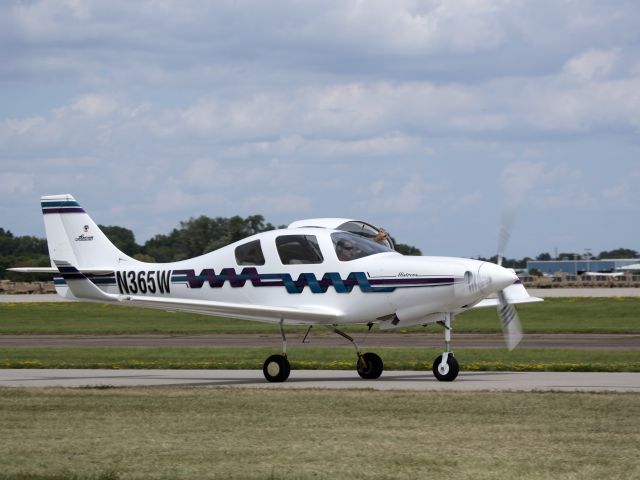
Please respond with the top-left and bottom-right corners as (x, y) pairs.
(10, 194), (543, 382)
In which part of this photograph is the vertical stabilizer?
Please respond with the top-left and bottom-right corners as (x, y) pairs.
(41, 194), (141, 270)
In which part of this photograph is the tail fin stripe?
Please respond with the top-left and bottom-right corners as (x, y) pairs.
(41, 200), (81, 207)
(41, 199), (85, 215)
(42, 207), (86, 214)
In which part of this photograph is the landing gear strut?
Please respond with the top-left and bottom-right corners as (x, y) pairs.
(326, 325), (383, 379)
(432, 313), (459, 382)
(263, 319), (290, 382)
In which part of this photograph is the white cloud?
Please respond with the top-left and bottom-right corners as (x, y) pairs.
(601, 168), (640, 208)
(563, 49), (619, 82)
(500, 161), (546, 204)
(0, 173), (34, 195)
(67, 94), (119, 117)
(1, 0), (640, 257)
(242, 193), (312, 214)
(358, 175), (433, 214)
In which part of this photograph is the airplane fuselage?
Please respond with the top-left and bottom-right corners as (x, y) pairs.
(54, 227), (515, 327)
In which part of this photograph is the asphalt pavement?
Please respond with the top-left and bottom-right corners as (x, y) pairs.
(1, 369), (638, 392)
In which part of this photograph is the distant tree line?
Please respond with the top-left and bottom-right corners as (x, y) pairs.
(0, 215), (423, 280)
(3, 219), (637, 281)
(0, 227), (50, 281)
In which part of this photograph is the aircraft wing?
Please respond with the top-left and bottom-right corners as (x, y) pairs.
(470, 281), (543, 309)
(52, 260), (342, 324)
(117, 295), (343, 324)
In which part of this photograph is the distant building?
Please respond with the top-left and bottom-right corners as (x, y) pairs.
(526, 259), (640, 275)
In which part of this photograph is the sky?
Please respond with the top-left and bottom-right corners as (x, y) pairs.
(1, 0), (639, 260)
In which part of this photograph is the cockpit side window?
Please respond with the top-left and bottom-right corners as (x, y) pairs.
(235, 239), (266, 266)
(276, 235), (324, 265)
(337, 221), (394, 249)
(332, 232), (394, 262)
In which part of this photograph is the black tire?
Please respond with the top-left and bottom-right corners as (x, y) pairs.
(357, 352), (384, 380)
(263, 354), (291, 382)
(432, 354), (459, 382)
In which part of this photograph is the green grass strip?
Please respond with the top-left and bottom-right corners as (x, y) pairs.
(1, 389), (639, 479)
(1, 346), (639, 372)
(1, 297), (639, 334)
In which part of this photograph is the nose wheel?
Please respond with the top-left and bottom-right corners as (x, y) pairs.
(433, 312), (460, 382)
(432, 353), (459, 382)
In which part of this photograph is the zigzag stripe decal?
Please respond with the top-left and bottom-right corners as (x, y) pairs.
(170, 267), (457, 294)
(54, 267), (459, 295)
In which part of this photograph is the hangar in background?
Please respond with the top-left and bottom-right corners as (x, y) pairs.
(526, 259), (640, 275)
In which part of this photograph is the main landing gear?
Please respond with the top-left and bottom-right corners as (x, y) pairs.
(432, 313), (459, 382)
(326, 325), (383, 380)
(262, 314), (461, 383)
(262, 320), (290, 382)
(261, 321), (384, 382)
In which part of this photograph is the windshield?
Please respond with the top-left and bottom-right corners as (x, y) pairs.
(332, 232), (394, 262)
(337, 221), (394, 249)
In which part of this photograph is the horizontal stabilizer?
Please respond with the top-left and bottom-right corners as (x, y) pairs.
(52, 261), (119, 302)
(7, 267), (60, 274)
(8, 267), (114, 275)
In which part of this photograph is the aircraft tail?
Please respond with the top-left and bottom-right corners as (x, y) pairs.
(41, 194), (141, 271)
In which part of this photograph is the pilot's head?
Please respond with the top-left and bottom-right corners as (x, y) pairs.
(337, 239), (354, 261)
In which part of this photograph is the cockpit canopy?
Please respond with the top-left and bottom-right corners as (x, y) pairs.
(332, 231), (394, 262)
(288, 218), (394, 250)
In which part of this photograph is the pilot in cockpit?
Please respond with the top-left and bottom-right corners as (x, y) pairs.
(336, 239), (354, 261)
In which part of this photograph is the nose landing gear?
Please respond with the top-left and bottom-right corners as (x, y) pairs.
(432, 352), (459, 382)
(433, 313), (459, 382)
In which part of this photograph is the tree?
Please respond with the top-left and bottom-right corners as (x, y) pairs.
(597, 248), (638, 259)
(557, 252), (580, 261)
(395, 243), (422, 256)
(536, 252), (552, 261)
(141, 214), (278, 262)
(0, 228), (47, 256)
(99, 225), (141, 256)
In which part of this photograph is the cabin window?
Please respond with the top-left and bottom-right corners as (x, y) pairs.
(276, 235), (324, 265)
(332, 232), (394, 262)
(235, 240), (266, 266)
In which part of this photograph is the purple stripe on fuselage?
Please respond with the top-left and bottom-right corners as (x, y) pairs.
(369, 277), (458, 286)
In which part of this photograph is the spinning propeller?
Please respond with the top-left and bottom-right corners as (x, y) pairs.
(495, 207), (523, 350)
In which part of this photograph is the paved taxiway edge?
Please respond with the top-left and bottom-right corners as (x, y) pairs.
(1, 369), (638, 392)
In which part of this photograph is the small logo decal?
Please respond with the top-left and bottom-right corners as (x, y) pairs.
(75, 234), (94, 242)
(83, 225), (89, 232)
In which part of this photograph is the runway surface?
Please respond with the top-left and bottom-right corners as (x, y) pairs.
(1, 369), (638, 392)
(2, 333), (639, 349)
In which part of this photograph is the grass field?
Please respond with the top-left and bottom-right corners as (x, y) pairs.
(0, 388), (638, 480)
(1, 346), (639, 372)
(1, 298), (638, 372)
(1, 297), (639, 334)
